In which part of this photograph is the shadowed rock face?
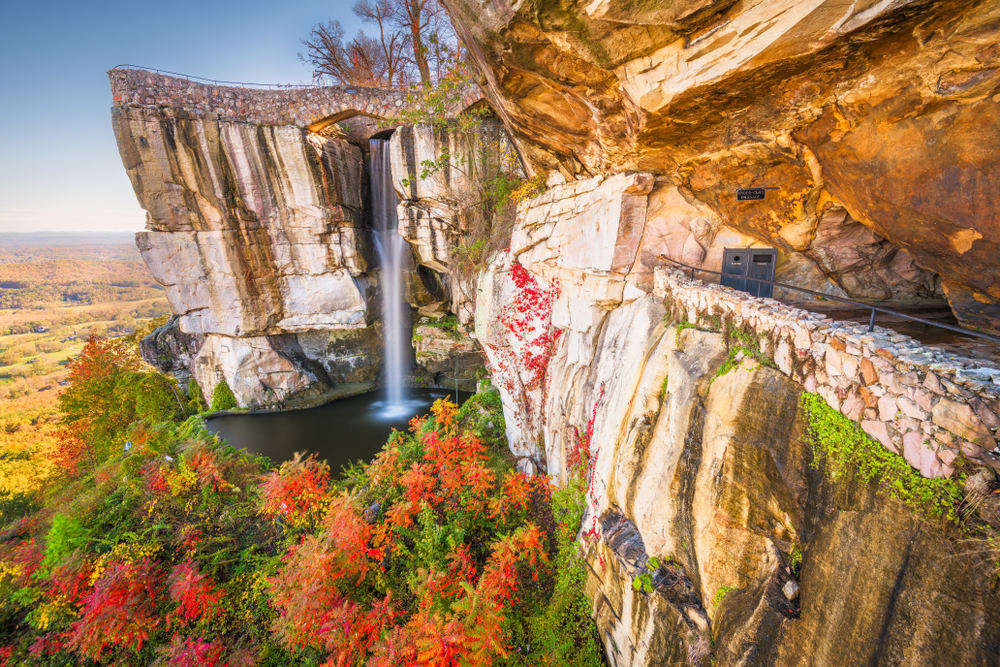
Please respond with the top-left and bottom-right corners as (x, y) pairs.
(581, 326), (1000, 667)
(441, 0), (1000, 329)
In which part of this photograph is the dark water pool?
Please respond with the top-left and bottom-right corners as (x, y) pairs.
(206, 388), (471, 474)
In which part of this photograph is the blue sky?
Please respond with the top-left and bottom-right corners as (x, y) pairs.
(0, 1), (364, 233)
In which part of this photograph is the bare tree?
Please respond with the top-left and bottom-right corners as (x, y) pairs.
(301, 0), (459, 89)
(353, 0), (411, 87)
(300, 19), (406, 88)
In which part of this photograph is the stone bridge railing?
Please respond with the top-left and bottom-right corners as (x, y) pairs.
(108, 67), (484, 131)
(655, 268), (1000, 479)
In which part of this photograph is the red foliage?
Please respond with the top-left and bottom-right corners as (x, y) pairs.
(0, 538), (43, 587)
(259, 452), (330, 524)
(28, 632), (66, 660)
(167, 560), (224, 625)
(49, 551), (93, 604)
(188, 447), (227, 491)
(144, 459), (170, 493)
(483, 255), (563, 448)
(155, 635), (225, 667)
(67, 559), (163, 660)
(269, 400), (555, 666)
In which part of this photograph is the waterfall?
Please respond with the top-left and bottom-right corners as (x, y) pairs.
(370, 139), (409, 411)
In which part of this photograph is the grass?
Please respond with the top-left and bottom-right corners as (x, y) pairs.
(707, 325), (776, 389)
(800, 392), (964, 522)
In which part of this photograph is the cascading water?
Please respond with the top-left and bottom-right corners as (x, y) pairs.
(370, 139), (411, 415)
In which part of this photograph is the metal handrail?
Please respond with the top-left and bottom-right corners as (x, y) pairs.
(110, 64), (317, 89)
(657, 254), (1000, 345)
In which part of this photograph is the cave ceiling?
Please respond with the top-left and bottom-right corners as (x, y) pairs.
(440, 0), (1000, 330)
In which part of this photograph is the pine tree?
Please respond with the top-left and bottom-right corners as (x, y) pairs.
(210, 378), (238, 412)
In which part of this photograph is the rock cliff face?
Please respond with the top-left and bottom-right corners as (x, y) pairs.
(390, 118), (521, 326)
(582, 333), (1000, 666)
(476, 173), (1000, 665)
(443, 0), (1000, 330)
(113, 105), (382, 407)
(113, 98), (489, 407)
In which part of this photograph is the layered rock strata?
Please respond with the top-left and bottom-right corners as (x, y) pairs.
(113, 104), (381, 407)
(412, 317), (481, 393)
(443, 0), (1000, 330)
(582, 330), (1000, 666)
(477, 170), (1000, 664)
(390, 119), (521, 326)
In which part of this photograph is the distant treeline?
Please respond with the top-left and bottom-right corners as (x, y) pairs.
(0, 259), (162, 310)
(0, 232), (137, 246)
(0, 241), (143, 265)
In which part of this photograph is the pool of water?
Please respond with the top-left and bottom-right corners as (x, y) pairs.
(206, 388), (472, 474)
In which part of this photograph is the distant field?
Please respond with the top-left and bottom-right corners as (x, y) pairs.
(0, 238), (170, 492)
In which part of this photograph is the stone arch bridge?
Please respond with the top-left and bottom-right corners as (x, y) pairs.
(108, 67), (483, 131)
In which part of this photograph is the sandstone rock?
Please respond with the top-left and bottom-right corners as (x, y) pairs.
(139, 317), (205, 383)
(782, 580), (800, 602)
(877, 395), (897, 422)
(114, 105), (401, 407)
(442, 0), (1000, 329)
(412, 318), (482, 392)
(932, 398), (995, 448)
(862, 420), (897, 454)
(859, 357), (878, 386)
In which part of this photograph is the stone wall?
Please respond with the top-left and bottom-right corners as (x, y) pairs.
(655, 268), (1000, 478)
(109, 68), (483, 130)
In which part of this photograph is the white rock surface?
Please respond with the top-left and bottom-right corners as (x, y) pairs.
(114, 107), (381, 407)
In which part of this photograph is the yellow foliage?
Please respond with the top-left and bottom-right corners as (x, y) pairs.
(168, 465), (198, 497)
(89, 542), (161, 585)
(29, 595), (76, 631)
(0, 451), (54, 499)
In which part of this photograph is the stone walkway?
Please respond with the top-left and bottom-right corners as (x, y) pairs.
(656, 268), (1000, 479)
(109, 67), (484, 130)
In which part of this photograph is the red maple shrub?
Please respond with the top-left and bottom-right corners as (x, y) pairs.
(267, 397), (555, 666)
(167, 560), (224, 626)
(259, 452), (331, 527)
(66, 559), (163, 659)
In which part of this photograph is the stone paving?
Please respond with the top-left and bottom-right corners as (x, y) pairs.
(655, 267), (1000, 479)
(109, 67), (483, 129)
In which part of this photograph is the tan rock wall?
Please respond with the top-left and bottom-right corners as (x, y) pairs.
(442, 0), (1000, 329)
(475, 168), (1000, 664)
(114, 105), (382, 407)
(581, 332), (1000, 666)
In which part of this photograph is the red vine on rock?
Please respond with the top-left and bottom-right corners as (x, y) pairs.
(484, 255), (563, 456)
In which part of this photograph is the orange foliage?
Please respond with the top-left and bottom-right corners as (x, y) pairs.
(268, 398), (553, 667)
(259, 452), (331, 526)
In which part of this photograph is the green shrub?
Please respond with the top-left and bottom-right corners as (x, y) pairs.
(800, 392), (963, 522)
(210, 377), (238, 411)
(187, 378), (207, 413)
(42, 513), (92, 570)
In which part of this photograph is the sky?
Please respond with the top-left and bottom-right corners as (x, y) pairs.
(0, 1), (365, 234)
